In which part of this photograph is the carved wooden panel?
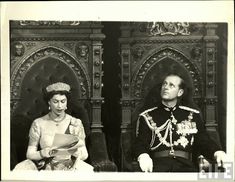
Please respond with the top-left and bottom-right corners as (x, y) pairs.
(10, 21), (105, 132)
(131, 47), (202, 100)
(11, 46), (90, 96)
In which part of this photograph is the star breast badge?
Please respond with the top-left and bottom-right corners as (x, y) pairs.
(176, 120), (198, 135)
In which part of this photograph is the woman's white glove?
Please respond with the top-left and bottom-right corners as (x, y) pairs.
(73, 146), (88, 161)
(40, 147), (52, 158)
(138, 153), (153, 172)
(214, 150), (227, 167)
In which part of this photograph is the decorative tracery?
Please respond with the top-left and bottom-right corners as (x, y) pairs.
(11, 46), (90, 102)
(132, 47), (202, 99)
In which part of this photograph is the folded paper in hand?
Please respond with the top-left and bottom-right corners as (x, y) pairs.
(50, 134), (79, 156)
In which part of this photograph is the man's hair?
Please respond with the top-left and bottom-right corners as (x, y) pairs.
(139, 71), (199, 111)
(164, 72), (186, 90)
(162, 72), (197, 108)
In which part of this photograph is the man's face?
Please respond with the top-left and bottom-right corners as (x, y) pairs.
(160, 75), (184, 101)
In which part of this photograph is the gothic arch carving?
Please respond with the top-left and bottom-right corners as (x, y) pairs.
(131, 47), (202, 99)
(11, 46), (91, 101)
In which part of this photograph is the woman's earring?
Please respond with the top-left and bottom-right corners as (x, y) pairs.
(65, 106), (67, 110)
(48, 106), (51, 110)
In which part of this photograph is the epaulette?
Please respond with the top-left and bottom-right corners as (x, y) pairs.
(139, 107), (158, 117)
(179, 105), (199, 114)
(136, 107), (158, 136)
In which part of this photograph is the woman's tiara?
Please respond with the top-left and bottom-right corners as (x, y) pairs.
(46, 82), (71, 93)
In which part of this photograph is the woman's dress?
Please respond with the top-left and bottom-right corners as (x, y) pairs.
(13, 113), (93, 171)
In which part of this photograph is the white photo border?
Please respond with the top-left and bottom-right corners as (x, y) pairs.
(1, 1), (234, 181)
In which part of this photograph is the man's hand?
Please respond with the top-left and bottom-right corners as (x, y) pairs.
(214, 150), (227, 167)
(138, 153), (153, 172)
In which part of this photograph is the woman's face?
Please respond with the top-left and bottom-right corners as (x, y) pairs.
(48, 94), (67, 116)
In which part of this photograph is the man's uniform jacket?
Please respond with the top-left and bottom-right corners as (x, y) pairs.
(134, 103), (221, 172)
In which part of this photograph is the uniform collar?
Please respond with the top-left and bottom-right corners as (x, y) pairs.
(160, 102), (179, 112)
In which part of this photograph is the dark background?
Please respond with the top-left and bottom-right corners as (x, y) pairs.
(102, 22), (122, 169)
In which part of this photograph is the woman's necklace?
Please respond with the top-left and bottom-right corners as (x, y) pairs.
(49, 112), (66, 126)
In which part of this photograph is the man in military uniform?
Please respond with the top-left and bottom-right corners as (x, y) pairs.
(134, 73), (226, 172)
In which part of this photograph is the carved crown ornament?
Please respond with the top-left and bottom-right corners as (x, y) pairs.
(139, 22), (191, 36)
(11, 46), (90, 100)
(131, 48), (202, 99)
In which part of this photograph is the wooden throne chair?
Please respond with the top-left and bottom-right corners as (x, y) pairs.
(10, 21), (117, 171)
(118, 22), (225, 172)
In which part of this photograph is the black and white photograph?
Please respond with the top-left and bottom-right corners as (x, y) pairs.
(1, 1), (234, 182)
